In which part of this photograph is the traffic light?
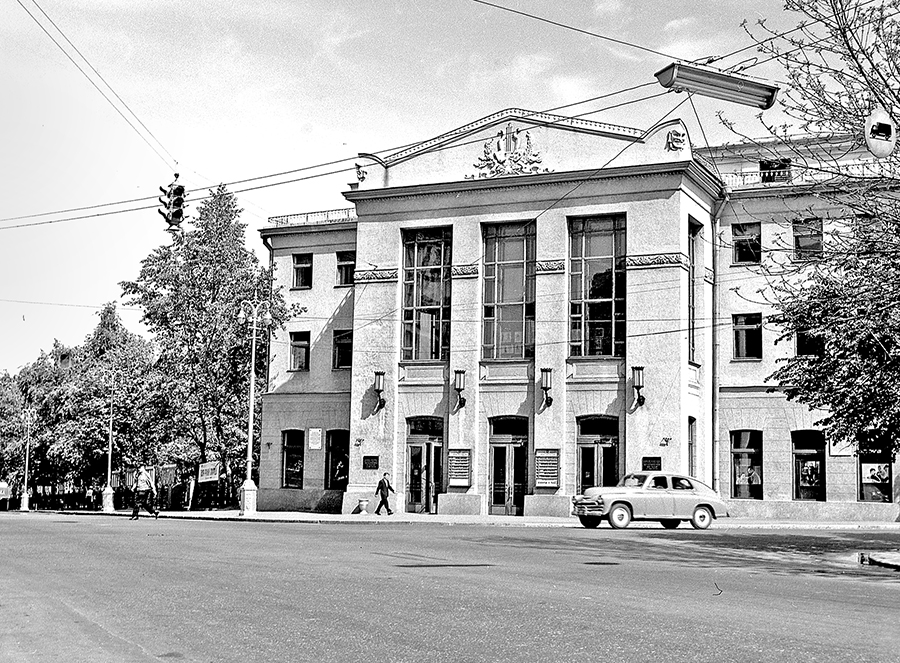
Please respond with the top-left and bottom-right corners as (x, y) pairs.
(157, 173), (186, 232)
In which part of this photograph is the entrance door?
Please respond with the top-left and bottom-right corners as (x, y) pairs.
(324, 430), (349, 491)
(577, 441), (619, 494)
(406, 440), (443, 513)
(489, 442), (527, 515)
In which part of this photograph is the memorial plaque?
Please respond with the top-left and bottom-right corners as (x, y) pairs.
(308, 428), (322, 450)
(448, 449), (472, 487)
(534, 449), (560, 488)
(641, 456), (662, 472)
(362, 455), (380, 470)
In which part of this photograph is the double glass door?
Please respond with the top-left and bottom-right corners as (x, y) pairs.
(406, 439), (443, 513)
(490, 441), (527, 516)
(577, 440), (618, 494)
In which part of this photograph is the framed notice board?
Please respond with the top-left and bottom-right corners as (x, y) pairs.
(448, 449), (472, 487)
(362, 455), (379, 470)
(641, 456), (662, 472)
(534, 449), (560, 488)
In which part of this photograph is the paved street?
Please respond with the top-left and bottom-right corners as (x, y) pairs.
(1, 514), (898, 663)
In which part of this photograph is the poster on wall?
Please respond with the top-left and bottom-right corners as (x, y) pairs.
(448, 449), (472, 487)
(534, 449), (560, 488)
(860, 462), (892, 502)
(308, 428), (322, 450)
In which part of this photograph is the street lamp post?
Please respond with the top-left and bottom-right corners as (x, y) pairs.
(19, 408), (37, 511)
(102, 399), (115, 512)
(237, 294), (272, 515)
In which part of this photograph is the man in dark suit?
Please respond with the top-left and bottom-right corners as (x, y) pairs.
(374, 473), (395, 515)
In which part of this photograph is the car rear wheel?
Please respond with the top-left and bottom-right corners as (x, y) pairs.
(578, 515), (601, 529)
(660, 519), (680, 529)
(608, 503), (632, 529)
(691, 506), (712, 530)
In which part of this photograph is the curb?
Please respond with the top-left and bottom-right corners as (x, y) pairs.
(859, 552), (900, 570)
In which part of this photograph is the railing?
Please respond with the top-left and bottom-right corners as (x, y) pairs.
(720, 159), (896, 189)
(269, 207), (358, 226)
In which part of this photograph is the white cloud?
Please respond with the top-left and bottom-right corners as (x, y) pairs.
(467, 52), (558, 90)
(664, 17), (697, 32)
(593, 0), (625, 14)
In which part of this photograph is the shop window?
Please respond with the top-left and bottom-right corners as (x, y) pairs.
(731, 430), (763, 499)
(860, 456), (893, 503)
(292, 254), (313, 289)
(333, 330), (352, 369)
(402, 228), (452, 360)
(733, 313), (763, 359)
(792, 431), (826, 501)
(793, 218), (823, 260)
(732, 222), (761, 264)
(325, 430), (350, 491)
(337, 251), (356, 286)
(289, 331), (310, 371)
(483, 222), (535, 359)
(282, 430), (304, 489)
(568, 215), (626, 358)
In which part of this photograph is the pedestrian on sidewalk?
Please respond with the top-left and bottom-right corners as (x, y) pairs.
(130, 465), (159, 521)
(374, 472), (395, 515)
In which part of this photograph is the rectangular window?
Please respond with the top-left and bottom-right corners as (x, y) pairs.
(759, 158), (791, 183)
(733, 313), (762, 359)
(292, 253), (313, 289)
(731, 430), (763, 500)
(282, 430), (304, 489)
(796, 330), (824, 357)
(289, 332), (310, 371)
(333, 329), (353, 369)
(568, 215), (626, 357)
(483, 222), (535, 359)
(793, 218), (823, 260)
(688, 219), (701, 363)
(792, 431), (826, 501)
(732, 223), (761, 264)
(402, 228), (452, 361)
(860, 456), (892, 502)
(337, 251), (355, 286)
(688, 417), (697, 478)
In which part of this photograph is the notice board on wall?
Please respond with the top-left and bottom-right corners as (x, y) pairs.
(641, 456), (662, 472)
(362, 455), (379, 471)
(534, 449), (560, 488)
(448, 449), (472, 487)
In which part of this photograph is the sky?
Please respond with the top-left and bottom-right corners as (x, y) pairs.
(0, 0), (796, 374)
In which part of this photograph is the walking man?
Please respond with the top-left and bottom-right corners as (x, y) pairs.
(374, 472), (395, 515)
(130, 465), (159, 520)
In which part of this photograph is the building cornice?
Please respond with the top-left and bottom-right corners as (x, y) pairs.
(260, 221), (356, 238)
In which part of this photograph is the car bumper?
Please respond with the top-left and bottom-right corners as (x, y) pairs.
(572, 499), (605, 517)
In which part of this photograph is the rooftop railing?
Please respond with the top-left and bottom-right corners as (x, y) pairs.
(268, 207), (358, 226)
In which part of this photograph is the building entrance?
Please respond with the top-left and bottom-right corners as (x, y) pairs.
(406, 440), (443, 513)
(576, 416), (620, 494)
(325, 430), (349, 491)
(489, 442), (527, 516)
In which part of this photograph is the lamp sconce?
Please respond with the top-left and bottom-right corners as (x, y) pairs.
(373, 371), (386, 414)
(454, 369), (467, 409)
(632, 365), (646, 407)
(540, 367), (553, 408)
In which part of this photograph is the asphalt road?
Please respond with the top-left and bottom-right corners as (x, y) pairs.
(1, 515), (898, 663)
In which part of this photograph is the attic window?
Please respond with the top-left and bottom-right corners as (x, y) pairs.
(759, 159), (792, 183)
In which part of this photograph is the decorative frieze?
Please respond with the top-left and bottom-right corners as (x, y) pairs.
(704, 267), (715, 284)
(625, 253), (690, 270)
(466, 123), (552, 179)
(354, 269), (398, 283)
(536, 259), (565, 273)
(451, 264), (479, 278)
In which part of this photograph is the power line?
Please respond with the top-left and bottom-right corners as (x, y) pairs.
(13, 0), (175, 170)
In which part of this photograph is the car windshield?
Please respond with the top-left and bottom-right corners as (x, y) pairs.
(618, 473), (647, 487)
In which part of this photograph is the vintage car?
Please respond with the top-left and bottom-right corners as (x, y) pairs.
(571, 472), (729, 529)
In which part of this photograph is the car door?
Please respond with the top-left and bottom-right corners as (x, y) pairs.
(642, 475), (674, 517)
(671, 476), (698, 517)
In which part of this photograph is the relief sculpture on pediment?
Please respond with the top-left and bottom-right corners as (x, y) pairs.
(466, 123), (552, 179)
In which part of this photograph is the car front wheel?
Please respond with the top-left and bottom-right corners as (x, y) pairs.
(608, 503), (632, 529)
(579, 515), (601, 529)
(660, 519), (680, 529)
(690, 506), (713, 530)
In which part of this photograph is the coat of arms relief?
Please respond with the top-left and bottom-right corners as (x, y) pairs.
(466, 123), (551, 179)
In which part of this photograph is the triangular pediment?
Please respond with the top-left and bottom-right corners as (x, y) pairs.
(352, 108), (694, 191)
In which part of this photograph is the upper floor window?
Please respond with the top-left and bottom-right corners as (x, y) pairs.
(337, 251), (356, 286)
(732, 223), (761, 264)
(796, 330), (824, 357)
(793, 218), (823, 260)
(289, 331), (310, 371)
(332, 330), (353, 369)
(483, 222), (535, 359)
(402, 228), (452, 361)
(733, 313), (762, 359)
(759, 158), (791, 183)
(569, 215), (626, 357)
(292, 253), (313, 289)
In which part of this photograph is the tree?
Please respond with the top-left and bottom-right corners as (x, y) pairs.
(741, 0), (900, 454)
(121, 185), (286, 492)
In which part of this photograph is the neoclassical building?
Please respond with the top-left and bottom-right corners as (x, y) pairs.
(256, 108), (898, 520)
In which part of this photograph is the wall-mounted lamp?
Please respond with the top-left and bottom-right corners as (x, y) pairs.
(373, 370), (386, 414)
(454, 369), (467, 409)
(632, 365), (646, 407)
(654, 61), (780, 110)
(540, 367), (553, 408)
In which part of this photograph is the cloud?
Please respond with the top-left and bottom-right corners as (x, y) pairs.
(467, 52), (558, 90)
(593, 0), (625, 14)
(664, 17), (697, 32)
